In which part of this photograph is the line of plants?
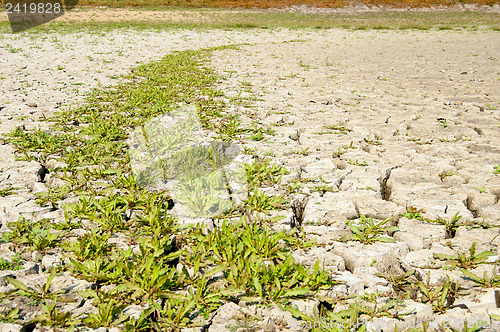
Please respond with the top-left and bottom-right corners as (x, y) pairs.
(0, 46), (336, 330)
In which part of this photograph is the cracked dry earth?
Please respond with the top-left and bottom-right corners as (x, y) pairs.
(0, 24), (500, 331)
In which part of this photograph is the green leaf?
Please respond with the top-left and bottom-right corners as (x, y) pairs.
(6, 277), (30, 292)
(205, 264), (226, 278)
(253, 275), (263, 298)
(282, 287), (310, 298)
(433, 253), (457, 261)
(376, 237), (396, 243)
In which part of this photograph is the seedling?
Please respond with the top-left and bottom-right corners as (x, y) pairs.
(347, 159), (368, 166)
(460, 266), (500, 288)
(363, 133), (381, 145)
(439, 118), (449, 128)
(417, 273), (458, 313)
(495, 165), (500, 174)
(439, 170), (458, 182)
(346, 215), (398, 244)
(6, 268), (65, 304)
(0, 308), (19, 324)
(0, 253), (24, 271)
(376, 269), (417, 297)
(323, 121), (351, 134)
(402, 206), (424, 221)
(245, 159), (289, 188)
(427, 212), (463, 238)
(0, 186), (18, 197)
(433, 242), (495, 269)
(32, 299), (78, 329)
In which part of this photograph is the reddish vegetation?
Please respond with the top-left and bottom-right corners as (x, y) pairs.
(77, 0), (500, 8)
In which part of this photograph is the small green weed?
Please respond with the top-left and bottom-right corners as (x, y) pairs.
(6, 268), (65, 304)
(0, 308), (19, 324)
(427, 212), (463, 238)
(0, 186), (18, 197)
(32, 299), (78, 329)
(82, 299), (127, 328)
(417, 273), (458, 313)
(0, 253), (24, 271)
(439, 170), (458, 182)
(433, 242), (495, 269)
(460, 266), (500, 288)
(402, 206), (424, 221)
(245, 159), (289, 188)
(244, 188), (286, 212)
(376, 269), (417, 297)
(346, 215), (398, 244)
(323, 121), (351, 134)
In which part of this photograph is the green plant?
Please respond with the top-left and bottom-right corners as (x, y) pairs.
(495, 165), (500, 174)
(244, 188), (286, 213)
(417, 273), (458, 313)
(82, 299), (127, 328)
(460, 266), (500, 288)
(427, 212), (463, 238)
(311, 178), (335, 196)
(64, 230), (111, 261)
(433, 242), (495, 269)
(323, 121), (352, 134)
(363, 133), (381, 145)
(188, 277), (239, 319)
(347, 159), (368, 166)
(0, 253), (24, 271)
(0, 308), (19, 324)
(346, 215), (398, 244)
(153, 298), (196, 329)
(439, 170), (458, 182)
(6, 268), (65, 304)
(32, 299), (78, 329)
(123, 307), (155, 331)
(402, 206), (424, 221)
(476, 185), (487, 193)
(0, 186), (18, 197)
(28, 228), (61, 252)
(245, 159), (289, 188)
(124, 254), (178, 303)
(376, 269), (417, 297)
(227, 312), (261, 332)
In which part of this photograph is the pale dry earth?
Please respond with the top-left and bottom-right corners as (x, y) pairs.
(0, 14), (500, 331)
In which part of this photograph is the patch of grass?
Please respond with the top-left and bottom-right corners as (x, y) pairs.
(245, 158), (289, 188)
(427, 212), (463, 238)
(2, 10), (499, 34)
(418, 272), (459, 313)
(0, 253), (24, 271)
(433, 242), (495, 269)
(0, 45), (339, 329)
(323, 120), (351, 134)
(346, 214), (398, 244)
(376, 269), (417, 297)
(401, 206), (424, 221)
(244, 188), (286, 212)
(460, 266), (500, 288)
(0, 186), (18, 197)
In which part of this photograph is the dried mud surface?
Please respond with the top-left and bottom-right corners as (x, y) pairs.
(0, 16), (500, 331)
